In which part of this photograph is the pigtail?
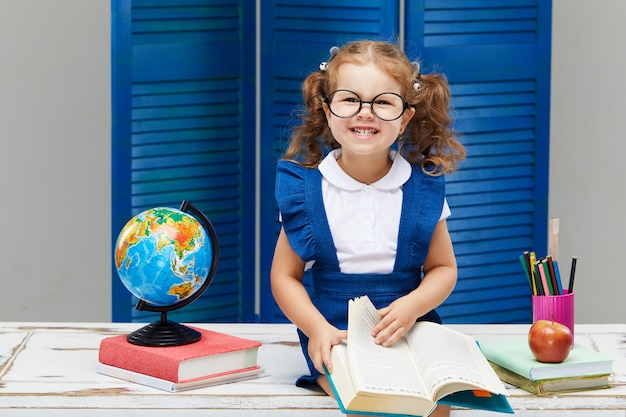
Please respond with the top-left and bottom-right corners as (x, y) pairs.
(283, 71), (336, 167)
(401, 72), (466, 175)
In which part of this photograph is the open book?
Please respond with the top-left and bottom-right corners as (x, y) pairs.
(325, 296), (513, 416)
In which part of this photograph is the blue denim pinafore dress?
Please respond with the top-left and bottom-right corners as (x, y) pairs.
(275, 160), (445, 387)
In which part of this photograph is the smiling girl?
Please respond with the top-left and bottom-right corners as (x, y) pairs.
(270, 40), (466, 416)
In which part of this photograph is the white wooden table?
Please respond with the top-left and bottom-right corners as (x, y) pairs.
(0, 322), (624, 416)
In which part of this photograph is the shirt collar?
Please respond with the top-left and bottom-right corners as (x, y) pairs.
(319, 149), (411, 191)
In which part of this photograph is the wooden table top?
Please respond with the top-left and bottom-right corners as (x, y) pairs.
(0, 322), (624, 416)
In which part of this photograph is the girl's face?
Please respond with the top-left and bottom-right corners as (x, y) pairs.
(323, 62), (415, 161)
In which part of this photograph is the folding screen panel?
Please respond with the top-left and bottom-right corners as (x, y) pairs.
(404, 0), (551, 322)
(111, 0), (256, 322)
(257, 0), (401, 321)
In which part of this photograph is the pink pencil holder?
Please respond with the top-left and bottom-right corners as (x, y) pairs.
(532, 291), (575, 340)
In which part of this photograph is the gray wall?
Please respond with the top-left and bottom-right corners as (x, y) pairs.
(549, 0), (626, 323)
(0, 1), (111, 321)
(0, 0), (623, 323)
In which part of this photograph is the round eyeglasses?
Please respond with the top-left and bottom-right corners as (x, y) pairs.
(323, 89), (409, 121)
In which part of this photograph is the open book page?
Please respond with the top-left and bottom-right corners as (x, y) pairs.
(404, 321), (508, 400)
(346, 296), (430, 399)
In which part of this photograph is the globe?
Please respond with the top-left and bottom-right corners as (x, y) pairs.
(115, 207), (211, 307)
(114, 201), (219, 346)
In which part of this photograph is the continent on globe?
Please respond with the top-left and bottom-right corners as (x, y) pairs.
(115, 207), (213, 307)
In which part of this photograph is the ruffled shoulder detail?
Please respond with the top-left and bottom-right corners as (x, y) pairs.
(275, 161), (321, 262)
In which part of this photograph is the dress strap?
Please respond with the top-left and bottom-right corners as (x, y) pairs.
(394, 167), (445, 272)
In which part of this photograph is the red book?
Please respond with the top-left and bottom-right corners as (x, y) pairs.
(98, 326), (262, 383)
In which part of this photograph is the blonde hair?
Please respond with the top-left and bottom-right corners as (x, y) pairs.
(283, 40), (466, 175)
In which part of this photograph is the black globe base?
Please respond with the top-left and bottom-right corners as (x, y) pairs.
(127, 312), (201, 347)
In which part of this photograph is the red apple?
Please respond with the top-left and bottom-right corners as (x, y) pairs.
(528, 319), (573, 363)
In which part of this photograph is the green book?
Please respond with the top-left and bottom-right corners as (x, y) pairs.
(479, 339), (613, 380)
(487, 361), (611, 396)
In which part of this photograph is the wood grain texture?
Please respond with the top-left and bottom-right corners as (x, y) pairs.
(0, 322), (624, 415)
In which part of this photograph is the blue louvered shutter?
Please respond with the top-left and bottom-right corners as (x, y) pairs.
(257, 1), (400, 322)
(113, 1), (552, 325)
(405, 0), (552, 323)
(111, 0), (256, 322)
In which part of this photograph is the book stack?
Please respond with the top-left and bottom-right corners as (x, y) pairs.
(479, 339), (614, 396)
(97, 326), (263, 392)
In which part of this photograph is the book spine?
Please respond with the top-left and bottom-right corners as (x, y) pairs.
(490, 362), (542, 395)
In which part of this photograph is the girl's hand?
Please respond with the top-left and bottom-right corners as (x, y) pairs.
(307, 324), (347, 374)
(372, 220), (458, 347)
(371, 295), (419, 347)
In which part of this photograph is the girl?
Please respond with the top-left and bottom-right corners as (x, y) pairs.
(270, 40), (466, 417)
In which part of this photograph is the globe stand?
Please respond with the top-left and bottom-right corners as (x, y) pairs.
(127, 311), (201, 347)
(121, 200), (220, 348)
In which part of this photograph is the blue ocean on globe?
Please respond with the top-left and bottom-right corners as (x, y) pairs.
(114, 207), (212, 307)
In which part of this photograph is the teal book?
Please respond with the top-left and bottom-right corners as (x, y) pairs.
(479, 339), (614, 380)
(324, 296), (513, 417)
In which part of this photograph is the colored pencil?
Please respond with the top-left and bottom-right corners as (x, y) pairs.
(546, 256), (560, 295)
(535, 260), (547, 296)
(541, 259), (554, 295)
(553, 260), (564, 295)
(520, 252), (536, 295)
(568, 256), (577, 293)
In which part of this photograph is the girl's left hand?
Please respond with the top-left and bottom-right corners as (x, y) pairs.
(371, 295), (419, 347)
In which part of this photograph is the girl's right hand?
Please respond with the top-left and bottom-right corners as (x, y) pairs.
(307, 324), (347, 374)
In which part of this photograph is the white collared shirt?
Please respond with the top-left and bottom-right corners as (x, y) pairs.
(317, 149), (450, 274)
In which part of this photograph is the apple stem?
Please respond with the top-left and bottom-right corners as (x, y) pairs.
(551, 312), (554, 325)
